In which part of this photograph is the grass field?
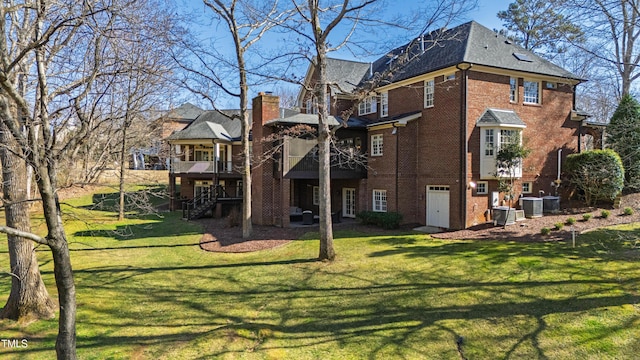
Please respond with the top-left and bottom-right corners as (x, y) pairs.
(0, 189), (639, 359)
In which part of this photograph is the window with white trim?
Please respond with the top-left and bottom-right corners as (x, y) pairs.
(313, 186), (319, 205)
(424, 79), (434, 108)
(373, 189), (387, 212)
(480, 127), (524, 179)
(509, 77), (518, 102)
(326, 94), (331, 113)
(523, 80), (540, 104)
(371, 134), (383, 156)
(306, 98), (318, 114)
(522, 182), (532, 194)
(476, 181), (488, 194)
(484, 129), (494, 156)
(358, 95), (377, 115)
(380, 92), (388, 117)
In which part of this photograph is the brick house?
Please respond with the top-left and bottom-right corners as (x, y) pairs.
(131, 103), (204, 170)
(252, 21), (597, 229)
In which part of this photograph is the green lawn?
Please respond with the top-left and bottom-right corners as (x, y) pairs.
(0, 190), (639, 359)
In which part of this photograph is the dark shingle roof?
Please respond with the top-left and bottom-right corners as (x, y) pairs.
(166, 103), (204, 121)
(167, 110), (245, 141)
(325, 58), (371, 93)
(476, 108), (526, 127)
(365, 21), (582, 86)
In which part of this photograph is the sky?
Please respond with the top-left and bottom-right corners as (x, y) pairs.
(180, 0), (514, 108)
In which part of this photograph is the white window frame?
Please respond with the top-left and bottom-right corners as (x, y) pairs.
(523, 80), (540, 104)
(424, 79), (434, 108)
(479, 126), (524, 179)
(313, 186), (320, 205)
(373, 189), (387, 212)
(522, 182), (532, 194)
(358, 95), (377, 115)
(509, 77), (518, 103)
(380, 92), (388, 117)
(306, 98), (318, 114)
(476, 181), (488, 195)
(371, 134), (383, 156)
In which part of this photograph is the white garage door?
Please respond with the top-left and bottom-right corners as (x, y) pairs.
(426, 185), (450, 228)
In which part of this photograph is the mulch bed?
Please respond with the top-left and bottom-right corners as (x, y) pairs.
(198, 194), (640, 252)
(198, 218), (308, 253)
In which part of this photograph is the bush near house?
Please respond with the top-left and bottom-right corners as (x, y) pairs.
(624, 207), (634, 216)
(356, 211), (403, 229)
(564, 149), (625, 206)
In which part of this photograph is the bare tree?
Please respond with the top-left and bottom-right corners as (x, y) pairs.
(0, 1), (180, 358)
(174, 0), (288, 238)
(286, 0), (477, 261)
(0, 1), (56, 323)
(568, 0), (640, 97)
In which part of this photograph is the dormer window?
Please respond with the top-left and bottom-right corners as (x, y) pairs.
(359, 95), (377, 115)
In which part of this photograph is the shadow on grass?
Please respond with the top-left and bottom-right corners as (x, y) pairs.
(14, 265), (639, 359)
(81, 185), (168, 213)
(368, 228), (640, 263)
(72, 220), (201, 241)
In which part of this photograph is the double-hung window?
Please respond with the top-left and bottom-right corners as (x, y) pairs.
(373, 190), (387, 212)
(306, 98), (318, 114)
(371, 134), (383, 156)
(358, 95), (377, 115)
(424, 79), (434, 108)
(380, 92), (388, 117)
(523, 80), (540, 104)
(509, 77), (518, 102)
(313, 186), (320, 205)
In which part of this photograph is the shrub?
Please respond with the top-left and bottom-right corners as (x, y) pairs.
(541, 227), (551, 236)
(564, 149), (624, 206)
(601, 209), (611, 219)
(624, 207), (634, 215)
(356, 211), (403, 229)
(554, 222), (564, 231)
(582, 213), (592, 221)
(566, 217), (576, 225)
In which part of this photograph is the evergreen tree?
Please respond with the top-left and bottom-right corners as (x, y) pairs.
(497, 0), (582, 57)
(607, 94), (640, 191)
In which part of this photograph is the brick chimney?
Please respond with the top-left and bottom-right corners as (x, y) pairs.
(252, 92), (281, 225)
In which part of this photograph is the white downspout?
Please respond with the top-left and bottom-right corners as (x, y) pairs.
(557, 149), (562, 181)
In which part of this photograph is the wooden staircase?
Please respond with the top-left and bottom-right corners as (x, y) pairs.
(182, 186), (220, 220)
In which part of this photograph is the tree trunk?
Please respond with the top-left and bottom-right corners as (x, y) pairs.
(0, 115), (55, 322)
(315, 52), (335, 261)
(118, 123), (128, 221)
(36, 167), (76, 360)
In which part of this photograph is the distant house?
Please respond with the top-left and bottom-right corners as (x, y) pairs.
(170, 21), (604, 229)
(130, 103), (204, 170)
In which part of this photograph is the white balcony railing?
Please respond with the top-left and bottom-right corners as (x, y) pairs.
(170, 160), (234, 174)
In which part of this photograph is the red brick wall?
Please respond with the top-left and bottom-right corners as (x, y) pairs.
(252, 93), (280, 225)
(466, 71), (578, 226)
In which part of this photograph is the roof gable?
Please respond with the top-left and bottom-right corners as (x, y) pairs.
(476, 108), (526, 127)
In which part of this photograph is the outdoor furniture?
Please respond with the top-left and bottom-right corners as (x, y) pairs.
(302, 210), (314, 225)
